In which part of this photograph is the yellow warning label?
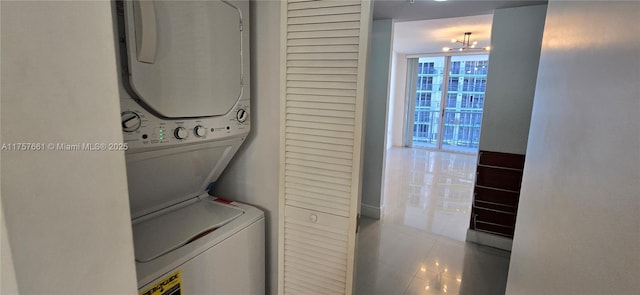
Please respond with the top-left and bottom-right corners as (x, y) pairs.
(140, 270), (182, 295)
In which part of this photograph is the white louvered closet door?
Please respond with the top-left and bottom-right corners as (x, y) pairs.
(278, 1), (372, 294)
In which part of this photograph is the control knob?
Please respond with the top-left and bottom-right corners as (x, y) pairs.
(194, 125), (207, 137)
(121, 111), (141, 132)
(174, 127), (189, 140)
(236, 108), (248, 123)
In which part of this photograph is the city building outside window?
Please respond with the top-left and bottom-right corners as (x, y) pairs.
(409, 55), (488, 153)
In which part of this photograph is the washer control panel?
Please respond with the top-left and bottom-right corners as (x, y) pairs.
(121, 98), (250, 152)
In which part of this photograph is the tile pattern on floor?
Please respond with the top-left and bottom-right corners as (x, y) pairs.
(355, 147), (511, 295)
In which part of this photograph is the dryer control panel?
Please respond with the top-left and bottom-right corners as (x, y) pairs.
(121, 98), (250, 153)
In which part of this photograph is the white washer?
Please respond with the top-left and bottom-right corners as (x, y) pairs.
(133, 196), (264, 295)
(113, 1), (262, 294)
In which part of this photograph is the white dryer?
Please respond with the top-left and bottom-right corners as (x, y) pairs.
(113, 0), (263, 294)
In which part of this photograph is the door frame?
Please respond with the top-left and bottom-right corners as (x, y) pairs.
(404, 52), (489, 152)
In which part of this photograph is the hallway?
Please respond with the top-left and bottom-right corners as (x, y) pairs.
(355, 148), (511, 295)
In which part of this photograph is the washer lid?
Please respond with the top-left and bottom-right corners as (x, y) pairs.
(123, 0), (244, 118)
(132, 199), (244, 262)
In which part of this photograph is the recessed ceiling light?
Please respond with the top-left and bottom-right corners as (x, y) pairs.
(434, 0), (448, 2)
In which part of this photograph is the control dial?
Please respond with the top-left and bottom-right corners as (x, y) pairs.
(121, 111), (141, 132)
(194, 125), (207, 137)
(174, 127), (189, 140)
(236, 108), (248, 123)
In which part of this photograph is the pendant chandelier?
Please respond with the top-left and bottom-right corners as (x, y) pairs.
(442, 32), (490, 52)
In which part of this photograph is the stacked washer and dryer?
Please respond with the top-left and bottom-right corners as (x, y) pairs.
(113, 1), (264, 294)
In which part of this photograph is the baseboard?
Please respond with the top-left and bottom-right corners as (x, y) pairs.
(360, 204), (381, 219)
(466, 229), (513, 251)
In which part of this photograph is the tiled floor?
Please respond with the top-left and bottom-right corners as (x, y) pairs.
(355, 147), (511, 295)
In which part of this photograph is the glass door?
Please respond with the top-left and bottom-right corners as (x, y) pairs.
(442, 55), (488, 153)
(406, 54), (489, 153)
(410, 56), (445, 149)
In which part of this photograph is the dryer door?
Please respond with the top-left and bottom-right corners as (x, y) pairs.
(123, 0), (243, 118)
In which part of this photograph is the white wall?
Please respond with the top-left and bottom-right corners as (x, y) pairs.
(479, 4), (547, 154)
(213, 1), (280, 294)
(1, 1), (138, 294)
(361, 19), (394, 218)
(386, 53), (397, 150)
(1, 199), (19, 294)
(507, 1), (640, 294)
(388, 52), (408, 148)
(0, 11), (19, 289)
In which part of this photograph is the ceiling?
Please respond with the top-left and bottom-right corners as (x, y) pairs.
(393, 14), (493, 54)
(374, 0), (547, 22)
(378, 0), (547, 55)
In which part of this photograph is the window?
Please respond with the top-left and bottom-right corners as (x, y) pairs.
(407, 55), (489, 153)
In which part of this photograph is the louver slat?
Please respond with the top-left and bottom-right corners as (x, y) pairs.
(286, 107), (355, 119)
(286, 190), (350, 207)
(288, 37), (359, 48)
(285, 199), (349, 217)
(286, 163), (352, 180)
(288, 100), (356, 111)
(285, 129), (354, 143)
(287, 5), (361, 18)
(288, 1), (358, 11)
(286, 145), (353, 160)
(287, 130), (354, 144)
(285, 157), (352, 173)
(286, 141), (353, 155)
(288, 13), (360, 25)
(288, 73), (357, 82)
(285, 265), (346, 286)
(285, 171), (351, 188)
(288, 22), (361, 33)
(286, 151), (354, 166)
(286, 120), (355, 132)
(289, 29), (360, 39)
(286, 190), (349, 209)
(287, 60), (358, 68)
(286, 114), (354, 127)
(288, 67), (358, 75)
(285, 239), (348, 262)
(280, 1), (370, 294)
(285, 250), (346, 273)
(287, 80), (357, 89)
(286, 179), (350, 197)
(285, 182), (351, 201)
(284, 270), (344, 293)
(288, 37), (359, 47)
